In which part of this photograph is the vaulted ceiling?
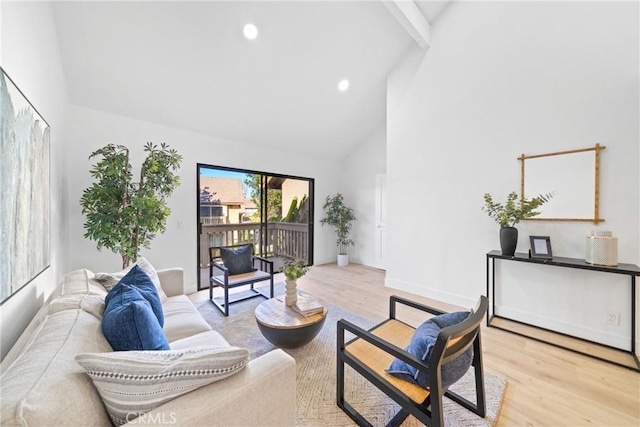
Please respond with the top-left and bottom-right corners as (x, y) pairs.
(52, 1), (450, 160)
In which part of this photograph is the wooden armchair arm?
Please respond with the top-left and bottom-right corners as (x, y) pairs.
(389, 295), (446, 320)
(337, 319), (430, 374)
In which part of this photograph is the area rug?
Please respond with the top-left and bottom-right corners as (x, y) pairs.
(197, 285), (507, 426)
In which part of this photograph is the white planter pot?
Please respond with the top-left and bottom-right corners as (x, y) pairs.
(337, 254), (349, 267)
(285, 279), (297, 306)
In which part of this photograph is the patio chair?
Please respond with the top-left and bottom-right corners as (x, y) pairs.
(209, 244), (274, 316)
(337, 295), (488, 427)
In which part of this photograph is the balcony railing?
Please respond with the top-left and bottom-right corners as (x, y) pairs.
(199, 222), (309, 268)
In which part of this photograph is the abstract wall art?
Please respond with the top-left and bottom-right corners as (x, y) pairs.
(0, 67), (50, 304)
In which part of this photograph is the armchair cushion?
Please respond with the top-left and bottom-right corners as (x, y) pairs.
(220, 244), (255, 275)
(387, 310), (472, 390)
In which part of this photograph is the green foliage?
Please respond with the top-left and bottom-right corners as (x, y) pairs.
(80, 142), (182, 268)
(296, 194), (309, 223)
(283, 197), (298, 223)
(243, 174), (282, 222)
(320, 193), (356, 254)
(482, 191), (554, 228)
(282, 259), (309, 281)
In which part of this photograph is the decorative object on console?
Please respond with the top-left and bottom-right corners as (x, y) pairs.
(80, 142), (182, 269)
(282, 259), (309, 306)
(586, 230), (618, 266)
(320, 193), (357, 266)
(0, 67), (50, 304)
(529, 235), (553, 259)
(482, 191), (554, 256)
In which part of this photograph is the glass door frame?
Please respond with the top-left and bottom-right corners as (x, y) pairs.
(196, 163), (314, 290)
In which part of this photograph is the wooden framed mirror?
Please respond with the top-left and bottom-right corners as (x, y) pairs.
(519, 143), (605, 224)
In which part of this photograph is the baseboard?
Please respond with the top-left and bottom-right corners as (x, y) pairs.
(496, 305), (631, 351)
(384, 276), (478, 309)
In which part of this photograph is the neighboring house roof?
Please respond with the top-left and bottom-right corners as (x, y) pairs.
(200, 177), (247, 206)
(244, 198), (257, 210)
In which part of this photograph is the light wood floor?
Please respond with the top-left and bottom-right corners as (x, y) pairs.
(191, 263), (640, 426)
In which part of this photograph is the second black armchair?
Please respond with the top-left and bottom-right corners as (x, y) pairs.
(209, 244), (274, 316)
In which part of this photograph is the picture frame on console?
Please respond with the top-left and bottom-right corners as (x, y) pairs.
(529, 235), (553, 259)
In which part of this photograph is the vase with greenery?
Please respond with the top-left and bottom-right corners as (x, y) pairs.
(282, 260), (309, 306)
(320, 193), (356, 267)
(80, 142), (182, 268)
(482, 191), (553, 256)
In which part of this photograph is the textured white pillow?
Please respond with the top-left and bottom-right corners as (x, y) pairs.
(94, 257), (168, 303)
(75, 346), (250, 426)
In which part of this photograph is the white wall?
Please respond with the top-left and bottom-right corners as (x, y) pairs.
(342, 124), (386, 267)
(386, 1), (639, 350)
(0, 1), (70, 360)
(63, 105), (341, 290)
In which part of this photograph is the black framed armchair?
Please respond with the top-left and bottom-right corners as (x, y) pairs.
(337, 295), (488, 427)
(209, 244), (274, 316)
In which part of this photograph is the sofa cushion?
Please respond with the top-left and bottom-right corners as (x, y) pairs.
(170, 330), (230, 350)
(220, 244), (255, 275)
(49, 294), (105, 320)
(75, 346), (250, 426)
(60, 268), (108, 297)
(162, 295), (211, 343)
(114, 265), (164, 326)
(102, 283), (170, 351)
(387, 311), (473, 390)
(0, 310), (113, 426)
(94, 257), (168, 303)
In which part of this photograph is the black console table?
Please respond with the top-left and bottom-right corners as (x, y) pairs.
(486, 250), (640, 371)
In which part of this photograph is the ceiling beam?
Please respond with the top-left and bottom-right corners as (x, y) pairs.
(382, 0), (430, 49)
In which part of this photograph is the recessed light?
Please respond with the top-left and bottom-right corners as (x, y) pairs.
(338, 79), (350, 92)
(243, 23), (258, 40)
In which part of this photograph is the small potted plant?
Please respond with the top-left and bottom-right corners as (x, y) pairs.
(282, 260), (309, 306)
(482, 191), (553, 256)
(320, 193), (356, 266)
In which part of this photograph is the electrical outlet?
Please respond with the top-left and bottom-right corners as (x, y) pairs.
(603, 310), (620, 326)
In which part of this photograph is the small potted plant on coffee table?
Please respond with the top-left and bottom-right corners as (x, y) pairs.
(282, 260), (309, 306)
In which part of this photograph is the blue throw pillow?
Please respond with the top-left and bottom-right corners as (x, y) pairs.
(112, 265), (164, 326)
(220, 244), (255, 275)
(102, 283), (170, 351)
(387, 310), (473, 390)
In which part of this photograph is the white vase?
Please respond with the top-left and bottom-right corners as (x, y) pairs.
(285, 279), (297, 306)
(337, 254), (349, 267)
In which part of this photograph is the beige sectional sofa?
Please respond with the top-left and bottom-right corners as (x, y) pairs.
(1, 267), (296, 426)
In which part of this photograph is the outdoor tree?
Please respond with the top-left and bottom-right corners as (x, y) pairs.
(80, 142), (182, 268)
(243, 174), (282, 222)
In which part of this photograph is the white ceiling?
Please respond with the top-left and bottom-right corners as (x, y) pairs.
(52, 1), (450, 160)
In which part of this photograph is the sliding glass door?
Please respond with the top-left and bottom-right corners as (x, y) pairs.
(197, 164), (313, 290)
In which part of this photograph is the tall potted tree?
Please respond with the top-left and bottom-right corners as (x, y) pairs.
(80, 142), (182, 268)
(482, 191), (553, 256)
(320, 193), (356, 266)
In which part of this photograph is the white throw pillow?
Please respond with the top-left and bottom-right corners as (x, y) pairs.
(75, 346), (250, 426)
(94, 257), (168, 303)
